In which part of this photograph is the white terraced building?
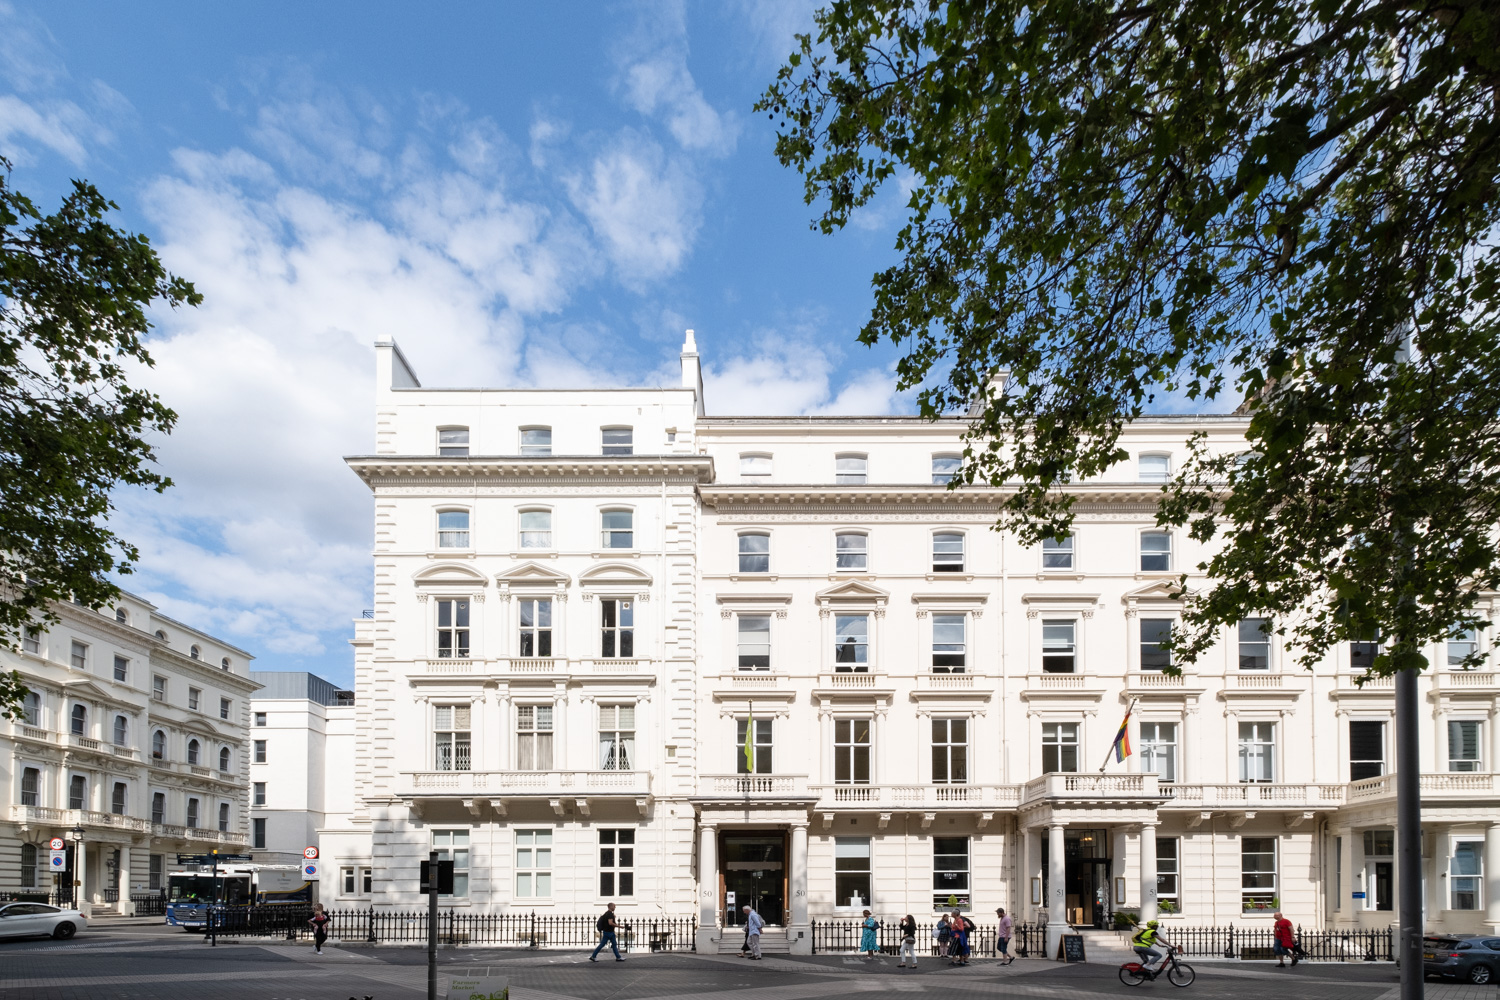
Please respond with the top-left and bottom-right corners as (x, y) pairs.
(317, 333), (1500, 954)
(2, 592), (257, 914)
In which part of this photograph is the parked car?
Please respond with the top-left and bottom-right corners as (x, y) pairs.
(1423, 934), (1500, 984)
(0, 902), (88, 940)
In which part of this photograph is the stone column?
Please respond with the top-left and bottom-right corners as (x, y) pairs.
(1333, 828), (1356, 927)
(789, 823), (811, 954)
(77, 842), (92, 917)
(117, 846), (134, 916)
(696, 825), (718, 953)
(1047, 823), (1068, 950)
(1139, 823), (1158, 922)
(1485, 823), (1500, 932)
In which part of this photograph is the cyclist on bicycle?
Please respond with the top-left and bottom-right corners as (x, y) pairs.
(1131, 919), (1175, 971)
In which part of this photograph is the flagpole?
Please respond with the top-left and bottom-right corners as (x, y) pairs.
(1098, 697), (1140, 773)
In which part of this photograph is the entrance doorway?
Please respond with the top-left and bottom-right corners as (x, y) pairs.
(1064, 829), (1111, 928)
(1366, 861), (1393, 911)
(720, 831), (786, 926)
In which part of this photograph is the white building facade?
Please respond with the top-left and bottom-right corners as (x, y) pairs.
(3, 592), (257, 914)
(320, 334), (1500, 953)
(248, 671), (353, 867)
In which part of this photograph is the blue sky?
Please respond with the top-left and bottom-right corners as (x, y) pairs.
(2, 0), (943, 686)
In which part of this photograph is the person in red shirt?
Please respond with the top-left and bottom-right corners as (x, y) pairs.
(1272, 912), (1297, 967)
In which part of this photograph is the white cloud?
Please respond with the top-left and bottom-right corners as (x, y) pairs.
(732, 0), (820, 70)
(566, 134), (702, 285)
(0, 93), (93, 165)
(701, 332), (902, 416)
(614, 0), (739, 156)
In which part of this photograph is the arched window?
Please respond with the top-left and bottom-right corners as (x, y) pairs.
(189, 645), (201, 660)
(70, 704), (87, 737)
(111, 782), (127, 815)
(114, 607), (128, 624)
(519, 508), (552, 549)
(221, 657), (232, 671)
(152, 730), (167, 760)
(437, 509), (471, 549)
(155, 630), (167, 642)
(187, 739), (200, 765)
(113, 715), (128, 746)
(218, 746), (231, 772)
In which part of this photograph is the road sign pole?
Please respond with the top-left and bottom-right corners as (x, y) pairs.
(428, 849), (439, 1000)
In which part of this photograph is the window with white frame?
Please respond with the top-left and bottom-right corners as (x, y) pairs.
(1042, 620), (1076, 673)
(70, 704), (86, 736)
(519, 509), (552, 549)
(1042, 534), (1074, 570)
(599, 704), (635, 770)
(932, 532), (964, 572)
(115, 607), (127, 623)
(834, 614), (869, 670)
(22, 691), (39, 726)
(1139, 453), (1171, 482)
(438, 427), (469, 456)
(1350, 633), (1381, 672)
(188, 687), (201, 711)
(740, 454), (772, 479)
(1349, 720), (1385, 780)
(253, 782), (266, 807)
(152, 792), (166, 824)
(1241, 837), (1277, 909)
(834, 718), (872, 784)
(1140, 722), (1178, 782)
(737, 615), (770, 670)
(932, 837), (970, 910)
(519, 598), (552, 657)
(436, 598), (471, 659)
(1041, 722), (1079, 773)
(1449, 719), (1482, 771)
(111, 782), (127, 815)
(931, 455), (961, 485)
(1140, 618), (1173, 670)
(434, 829), (471, 897)
(601, 509), (633, 549)
(932, 614), (967, 672)
(736, 717), (773, 773)
(1140, 532), (1172, 572)
(600, 599), (633, 657)
(152, 730), (166, 760)
(187, 739), (201, 765)
(1238, 721), (1275, 782)
(342, 866), (373, 895)
(434, 705), (472, 771)
(186, 796), (199, 828)
(254, 739), (267, 763)
(254, 712), (267, 727)
(1447, 626), (1478, 667)
(599, 829), (635, 896)
(69, 640), (88, 669)
(437, 510), (470, 548)
(931, 718), (968, 784)
(219, 698), (230, 721)
(517, 705), (554, 769)
(514, 829), (550, 898)
(738, 532), (770, 573)
(149, 854), (164, 891)
(1450, 840), (1483, 910)
(519, 427), (552, 456)
(1238, 618), (1271, 669)
(113, 715), (128, 746)
(152, 675), (166, 701)
(113, 655), (128, 682)
(601, 427), (632, 455)
(835, 836), (872, 908)
(69, 775), (87, 810)
(20, 767), (39, 806)
(835, 531), (868, 571)
(835, 454), (868, 484)
(1157, 837), (1180, 913)
(22, 628), (39, 654)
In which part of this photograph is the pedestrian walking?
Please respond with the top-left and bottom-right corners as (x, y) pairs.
(949, 909), (973, 966)
(1273, 911), (1296, 967)
(995, 907), (1014, 965)
(307, 903), (330, 955)
(859, 909), (879, 959)
(743, 905), (765, 960)
(897, 914), (917, 968)
(933, 913), (951, 957)
(590, 901), (625, 962)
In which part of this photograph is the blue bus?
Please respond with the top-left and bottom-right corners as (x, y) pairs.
(165, 864), (313, 930)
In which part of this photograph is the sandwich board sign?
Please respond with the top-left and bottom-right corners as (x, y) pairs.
(446, 975), (508, 1000)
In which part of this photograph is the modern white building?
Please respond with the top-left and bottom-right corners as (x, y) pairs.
(248, 671), (354, 866)
(3, 592), (258, 914)
(318, 333), (1500, 953)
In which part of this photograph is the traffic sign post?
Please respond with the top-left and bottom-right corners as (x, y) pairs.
(302, 862), (320, 881)
(303, 846), (319, 860)
(49, 837), (65, 851)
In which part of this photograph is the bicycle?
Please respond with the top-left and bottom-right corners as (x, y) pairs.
(1119, 947), (1196, 987)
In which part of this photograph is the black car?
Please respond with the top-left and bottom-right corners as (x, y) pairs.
(1423, 934), (1500, 984)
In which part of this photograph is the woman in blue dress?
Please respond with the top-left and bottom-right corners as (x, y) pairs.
(859, 910), (879, 958)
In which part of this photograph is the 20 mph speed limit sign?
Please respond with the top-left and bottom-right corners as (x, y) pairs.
(49, 838), (64, 851)
(303, 846), (318, 860)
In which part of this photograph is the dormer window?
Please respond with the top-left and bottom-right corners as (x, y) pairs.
(602, 427), (633, 456)
(520, 427), (552, 456)
(189, 645), (201, 660)
(114, 607), (128, 624)
(836, 454), (868, 485)
(438, 427), (470, 456)
(1139, 453), (1171, 483)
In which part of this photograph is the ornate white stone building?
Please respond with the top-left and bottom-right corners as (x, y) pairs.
(2, 592), (257, 914)
(318, 333), (1500, 953)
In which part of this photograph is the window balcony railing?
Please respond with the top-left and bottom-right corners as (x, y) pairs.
(697, 774), (811, 798)
(1433, 670), (1498, 691)
(399, 770), (651, 797)
(1021, 772), (1157, 802)
(1159, 782), (1347, 808)
(810, 783), (1021, 809)
(1347, 771), (1496, 803)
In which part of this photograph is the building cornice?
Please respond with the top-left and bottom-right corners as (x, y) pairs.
(345, 455), (716, 487)
(699, 484), (1188, 509)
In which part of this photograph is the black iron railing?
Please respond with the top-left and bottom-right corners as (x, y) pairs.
(130, 892), (167, 916)
(203, 907), (696, 950)
(0, 891), (69, 906)
(810, 919), (1039, 958)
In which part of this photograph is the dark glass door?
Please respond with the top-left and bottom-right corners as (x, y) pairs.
(721, 833), (786, 926)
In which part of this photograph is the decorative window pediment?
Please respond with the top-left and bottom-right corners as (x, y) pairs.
(816, 580), (890, 606)
(413, 563), (489, 588)
(578, 563), (653, 587)
(494, 562), (572, 587)
(1121, 580), (1196, 606)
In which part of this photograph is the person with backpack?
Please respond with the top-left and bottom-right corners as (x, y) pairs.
(897, 914), (918, 968)
(590, 902), (625, 962)
(1131, 919), (1175, 972)
(949, 909), (973, 966)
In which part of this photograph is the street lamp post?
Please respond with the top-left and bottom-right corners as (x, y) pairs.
(69, 824), (85, 911)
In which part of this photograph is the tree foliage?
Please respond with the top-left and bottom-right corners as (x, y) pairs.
(760, 1), (1500, 674)
(0, 157), (198, 717)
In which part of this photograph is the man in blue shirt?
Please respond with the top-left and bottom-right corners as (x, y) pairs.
(742, 905), (765, 960)
(590, 902), (625, 962)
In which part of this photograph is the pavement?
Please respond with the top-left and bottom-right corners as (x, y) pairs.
(0, 923), (1491, 1000)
